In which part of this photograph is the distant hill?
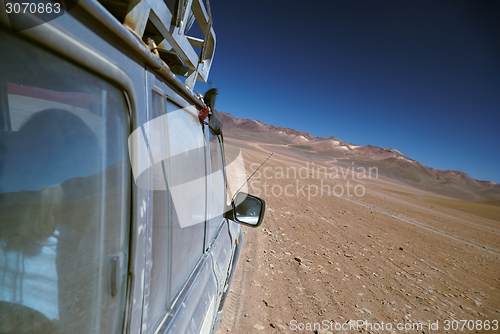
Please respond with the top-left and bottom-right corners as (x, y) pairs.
(215, 110), (500, 201)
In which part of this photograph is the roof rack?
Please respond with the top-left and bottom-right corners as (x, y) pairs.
(98, 0), (215, 91)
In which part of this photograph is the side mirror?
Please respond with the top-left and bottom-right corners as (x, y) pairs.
(226, 192), (265, 227)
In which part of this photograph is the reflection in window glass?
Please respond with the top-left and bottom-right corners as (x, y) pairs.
(207, 132), (226, 242)
(223, 143), (246, 206)
(0, 29), (130, 334)
(146, 91), (170, 333)
(143, 92), (168, 191)
(165, 100), (205, 301)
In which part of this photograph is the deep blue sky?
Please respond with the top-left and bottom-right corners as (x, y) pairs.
(196, 1), (500, 182)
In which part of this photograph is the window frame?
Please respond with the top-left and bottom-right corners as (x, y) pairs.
(0, 20), (137, 333)
(205, 128), (228, 246)
(141, 83), (212, 333)
(163, 96), (207, 301)
(142, 86), (173, 333)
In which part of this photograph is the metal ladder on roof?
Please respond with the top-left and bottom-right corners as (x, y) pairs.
(100, 0), (215, 91)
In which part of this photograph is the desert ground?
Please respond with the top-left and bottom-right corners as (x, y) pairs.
(216, 137), (500, 334)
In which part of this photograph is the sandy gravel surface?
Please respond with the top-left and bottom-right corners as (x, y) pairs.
(217, 140), (500, 334)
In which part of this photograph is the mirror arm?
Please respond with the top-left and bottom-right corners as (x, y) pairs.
(223, 205), (234, 220)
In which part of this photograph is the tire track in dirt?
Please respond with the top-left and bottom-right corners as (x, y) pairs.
(373, 192), (500, 236)
(219, 258), (246, 331)
(217, 227), (265, 333)
(345, 197), (500, 255)
(294, 175), (500, 255)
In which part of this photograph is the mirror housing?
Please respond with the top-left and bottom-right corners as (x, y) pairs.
(225, 192), (265, 227)
(204, 88), (218, 110)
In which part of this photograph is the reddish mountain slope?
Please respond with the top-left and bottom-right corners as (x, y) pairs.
(215, 110), (500, 201)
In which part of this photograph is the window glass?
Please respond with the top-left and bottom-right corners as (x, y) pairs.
(223, 143), (246, 206)
(145, 91), (170, 333)
(165, 99), (205, 301)
(143, 91), (168, 192)
(206, 131), (226, 242)
(0, 28), (130, 334)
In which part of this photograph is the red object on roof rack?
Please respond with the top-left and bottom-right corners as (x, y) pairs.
(198, 108), (209, 124)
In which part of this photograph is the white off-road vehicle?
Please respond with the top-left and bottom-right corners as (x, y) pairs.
(0, 1), (265, 333)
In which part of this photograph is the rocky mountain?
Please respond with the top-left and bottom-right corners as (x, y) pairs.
(215, 110), (500, 201)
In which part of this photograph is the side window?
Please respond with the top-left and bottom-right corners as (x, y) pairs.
(165, 99), (205, 300)
(144, 90), (170, 333)
(0, 28), (131, 334)
(142, 93), (208, 332)
(206, 131), (226, 242)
